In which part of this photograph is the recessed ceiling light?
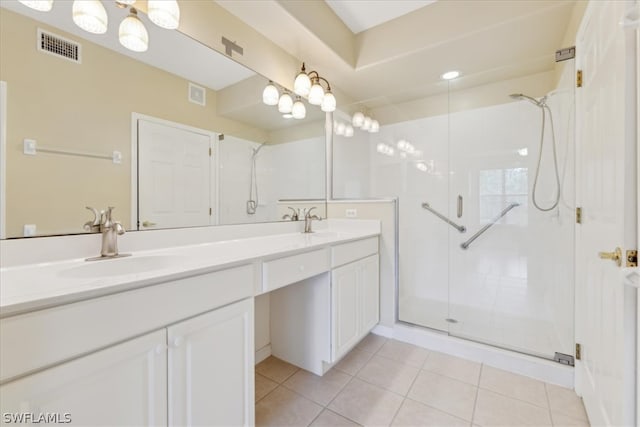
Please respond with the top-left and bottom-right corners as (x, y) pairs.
(441, 70), (460, 80)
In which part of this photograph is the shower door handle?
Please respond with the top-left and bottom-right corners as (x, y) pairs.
(457, 195), (463, 218)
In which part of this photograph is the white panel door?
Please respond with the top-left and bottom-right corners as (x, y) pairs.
(575, 1), (637, 426)
(138, 119), (212, 230)
(0, 330), (167, 426)
(331, 262), (360, 361)
(168, 298), (254, 427)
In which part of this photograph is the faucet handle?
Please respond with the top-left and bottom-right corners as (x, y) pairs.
(83, 206), (101, 232)
(114, 221), (126, 236)
(287, 207), (299, 221)
(306, 207), (317, 218)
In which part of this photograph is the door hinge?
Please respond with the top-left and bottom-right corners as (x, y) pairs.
(218, 134), (225, 141)
(627, 250), (638, 267)
(209, 147), (212, 156)
(575, 343), (581, 360)
(209, 207), (212, 216)
(575, 207), (582, 224)
(576, 70), (583, 88)
(554, 352), (575, 366)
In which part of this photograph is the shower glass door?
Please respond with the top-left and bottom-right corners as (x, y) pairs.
(445, 71), (576, 359)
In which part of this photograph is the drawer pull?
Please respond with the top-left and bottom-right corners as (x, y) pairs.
(170, 337), (183, 348)
(154, 344), (164, 355)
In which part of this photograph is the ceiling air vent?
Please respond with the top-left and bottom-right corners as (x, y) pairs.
(37, 28), (81, 64)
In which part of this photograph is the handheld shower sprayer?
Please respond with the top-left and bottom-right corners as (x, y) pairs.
(510, 93), (560, 212)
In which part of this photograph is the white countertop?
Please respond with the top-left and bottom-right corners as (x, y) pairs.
(0, 227), (379, 317)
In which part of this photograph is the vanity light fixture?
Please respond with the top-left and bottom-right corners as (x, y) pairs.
(18, 0), (53, 11)
(119, 7), (148, 52)
(262, 81), (279, 106)
(72, 0), (108, 34)
(278, 91), (293, 113)
(24, 0), (183, 53)
(148, 0), (180, 30)
(335, 122), (346, 136)
(293, 63), (336, 112)
(351, 111), (380, 133)
(291, 96), (306, 119)
(344, 124), (354, 137)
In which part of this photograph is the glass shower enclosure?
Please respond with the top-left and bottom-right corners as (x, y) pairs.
(370, 64), (576, 361)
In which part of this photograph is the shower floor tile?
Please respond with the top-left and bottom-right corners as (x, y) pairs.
(254, 334), (590, 427)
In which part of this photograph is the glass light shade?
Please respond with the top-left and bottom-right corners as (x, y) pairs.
(308, 82), (324, 105)
(148, 0), (180, 29)
(321, 91), (336, 112)
(292, 98), (306, 119)
(119, 10), (149, 52)
(262, 82), (279, 106)
(72, 0), (108, 34)
(18, 0), (53, 11)
(335, 123), (345, 136)
(344, 125), (354, 137)
(282, 113), (293, 119)
(278, 92), (293, 113)
(361, 116), (372, 131)
(352, 112), (364, 127)
(369, 119), (380, 133)
(294, 72), (311, 97)
(116, 0), (136, 4)
(441, 70), (460, 80)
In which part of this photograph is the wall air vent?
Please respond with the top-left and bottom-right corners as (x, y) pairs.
(37, 29), (81, 64)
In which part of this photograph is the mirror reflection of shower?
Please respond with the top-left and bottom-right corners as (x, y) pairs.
(510, 93), (560, 211)
(247, 143), (265, 215)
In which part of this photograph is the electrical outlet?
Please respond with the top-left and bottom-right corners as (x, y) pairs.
(23, 224), (36, 237)
(23, 139), (36, 155)
(345, 208), (357, 218)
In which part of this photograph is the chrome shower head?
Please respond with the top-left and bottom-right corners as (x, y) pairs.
(509, 93), (546, 107)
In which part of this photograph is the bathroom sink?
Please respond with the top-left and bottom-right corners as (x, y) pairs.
(59, 255), (185, 278)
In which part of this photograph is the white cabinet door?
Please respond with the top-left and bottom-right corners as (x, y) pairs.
(0, 330), (167, 426)
(332, 255), (380, 362)
(331, 262), (360, 361)
(359, 255), (380, 334)
(168, 298), (254, 427)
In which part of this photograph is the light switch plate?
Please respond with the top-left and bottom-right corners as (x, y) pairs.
(345, 208), (357, 218)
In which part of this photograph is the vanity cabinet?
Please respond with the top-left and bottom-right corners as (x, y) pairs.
(0, 299), (253, 427)
(0, 330), (168, 426)
(0, 264), (255, 427)
(331, 254), (380, 361)
(168, 298), (253, 426)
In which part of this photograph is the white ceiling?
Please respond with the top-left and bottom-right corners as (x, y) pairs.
(325, 0), (437, 34)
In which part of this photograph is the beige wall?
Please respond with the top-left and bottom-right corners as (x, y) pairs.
(1, 10), (266, 238)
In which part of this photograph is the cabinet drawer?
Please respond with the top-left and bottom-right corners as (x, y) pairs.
(331, 237), (378, 268)
(0, 265), (253, 383)
(263, 249), (329, 292)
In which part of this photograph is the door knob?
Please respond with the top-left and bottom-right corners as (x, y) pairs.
(598, 247), (622, 267)
(142, 220), (157, 228)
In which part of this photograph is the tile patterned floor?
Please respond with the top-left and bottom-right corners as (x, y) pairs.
(255, 334), (590, 427)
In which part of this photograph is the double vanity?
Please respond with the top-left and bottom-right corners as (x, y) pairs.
(0, 220), (380, 426)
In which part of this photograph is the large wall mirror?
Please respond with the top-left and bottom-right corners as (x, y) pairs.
(0, 1), (326, 239)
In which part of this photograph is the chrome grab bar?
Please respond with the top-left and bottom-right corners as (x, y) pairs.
(421, 202), (466, 233)
(460, 203), (520, 250)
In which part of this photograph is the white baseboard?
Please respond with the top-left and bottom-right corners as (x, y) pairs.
(255, 344), (272, 365)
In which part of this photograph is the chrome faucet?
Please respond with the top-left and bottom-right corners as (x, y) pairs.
(84, 206), (129, 260)
(303, 207), (322, 233)
(282, 207), (299, 221)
